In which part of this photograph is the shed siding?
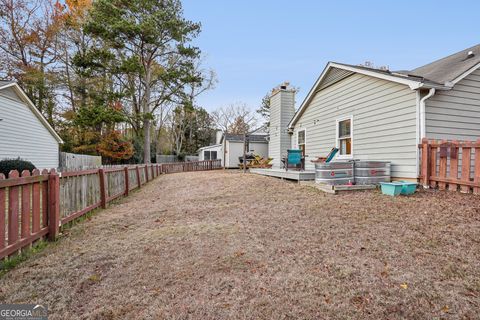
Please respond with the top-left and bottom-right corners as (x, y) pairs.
(0, 95), (59, 169)
(198, 145), (223, 164)
(425, 69), (480, 141)
(292, 73), (418, 178)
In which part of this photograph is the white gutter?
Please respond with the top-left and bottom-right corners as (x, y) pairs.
(420, 88), (436, 139)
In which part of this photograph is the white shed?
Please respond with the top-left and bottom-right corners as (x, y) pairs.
(0, 81), (63, 169)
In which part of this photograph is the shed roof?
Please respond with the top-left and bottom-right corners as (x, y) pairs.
(224, 133), (268, 143)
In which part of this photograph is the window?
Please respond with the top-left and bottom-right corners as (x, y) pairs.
(204, 150), (210, 160)
(337, 117), (352, 157)
(297, 129), (306, 156)
(203, 150), (218, 160)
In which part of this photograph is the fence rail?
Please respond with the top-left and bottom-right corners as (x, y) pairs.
(419, 138), (480, 194)
(0, 160), (221, 260)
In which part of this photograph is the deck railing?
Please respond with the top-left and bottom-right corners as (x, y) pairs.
(0, 160), (221, 259)
(419, 138), (480, 194)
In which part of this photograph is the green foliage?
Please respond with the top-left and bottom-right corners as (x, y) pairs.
(74, 105), (125, 129)
(257, 93), (270, 126)
(0, 158), (36, 178)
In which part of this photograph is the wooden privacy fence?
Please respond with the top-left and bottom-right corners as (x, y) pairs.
(160, 159), (222, 174)
(0, 160), (221, 260)
(419, 138), (480, 194)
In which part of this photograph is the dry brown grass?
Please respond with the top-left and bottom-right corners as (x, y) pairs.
(1, 170), (480, 319)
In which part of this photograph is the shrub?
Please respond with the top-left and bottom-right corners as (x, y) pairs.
(0, 158), (36, 178)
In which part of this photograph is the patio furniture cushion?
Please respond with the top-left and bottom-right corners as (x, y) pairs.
(287, 149), (302, 165)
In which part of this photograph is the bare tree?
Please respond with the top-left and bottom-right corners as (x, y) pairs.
(211, 102), (258, 134)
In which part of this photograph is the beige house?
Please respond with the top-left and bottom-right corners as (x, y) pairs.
(268, 44), (480, 180)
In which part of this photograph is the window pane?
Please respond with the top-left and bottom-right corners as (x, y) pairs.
(211, 151), (217, 160)
(339, 138), (352, 155)
(204, 151), (210, 160)
(298, 130), (305, 145)
(339, 119), (351, 138)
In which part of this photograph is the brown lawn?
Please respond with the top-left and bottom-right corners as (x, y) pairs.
(0, 170), (479, 319)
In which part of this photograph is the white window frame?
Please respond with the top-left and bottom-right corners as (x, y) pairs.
(296, 128), (306, 151)
(335, 116), (353, 160)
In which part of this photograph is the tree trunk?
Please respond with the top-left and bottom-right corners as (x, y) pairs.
(143, 65), (152, 164)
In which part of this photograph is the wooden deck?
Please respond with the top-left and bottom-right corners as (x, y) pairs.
(249, 168), (315, 181)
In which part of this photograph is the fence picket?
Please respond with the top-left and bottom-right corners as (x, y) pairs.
(21, 170), (31, 238)
(474, 139), (480, 195)
(448, 141), (459, 192)
(438, 140), (448, 190)
(0, 174), (5, 250)
(429, 143), (437, 189)
(31, 170), (41, 233)
(461, 144), (472, 193)
(8, 170), (20, 246)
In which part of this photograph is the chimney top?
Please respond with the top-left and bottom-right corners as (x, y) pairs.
(271, 82), (295, 96)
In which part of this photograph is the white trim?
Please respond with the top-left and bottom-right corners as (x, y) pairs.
(0, 82), (63, 143)
(288, 62), (427, 129)
(449, 62), (480, 85)
(296, 128), (306, 149)
(335, 115), (354, 160)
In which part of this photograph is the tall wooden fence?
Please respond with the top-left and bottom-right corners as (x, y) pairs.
(419, 138), (480, 194)
(0, 160), (221, 260)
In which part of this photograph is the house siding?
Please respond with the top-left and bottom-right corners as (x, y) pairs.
(292, 73), (418, 178)
(0, 94), (59, 169)
(425, 69), (480, 141)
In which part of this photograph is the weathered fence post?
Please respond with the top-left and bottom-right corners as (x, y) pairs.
(99, 168), (107, 209)
(136, 166), (141, 188)
(48, 169), (60, 241)
(124, 167), (129, 196)
(145, 165), (149, 182)
(421, 138), (430, 188)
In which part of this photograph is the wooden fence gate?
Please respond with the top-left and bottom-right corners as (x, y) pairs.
(419, 138), (480, 194)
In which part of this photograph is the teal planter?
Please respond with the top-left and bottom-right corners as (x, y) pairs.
(394, 181), (418, 195)
(379, 182), (403, 196)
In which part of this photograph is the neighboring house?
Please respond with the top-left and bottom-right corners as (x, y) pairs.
(0, 81), (63, 169)
(198, 130), (269, 168)
(268, 44), (480, 180)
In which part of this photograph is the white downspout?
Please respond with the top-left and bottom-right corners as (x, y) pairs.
(417, 88), (435, 178)
(420, 88), (436, 139)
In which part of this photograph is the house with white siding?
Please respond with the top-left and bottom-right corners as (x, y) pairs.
(0, 81), (63, 169)
(260, 44), (480, 181)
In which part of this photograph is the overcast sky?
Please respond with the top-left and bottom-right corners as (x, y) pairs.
(182, 0), (479, 112)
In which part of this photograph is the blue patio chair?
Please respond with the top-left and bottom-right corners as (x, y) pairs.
(284, 149), (304, 171)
